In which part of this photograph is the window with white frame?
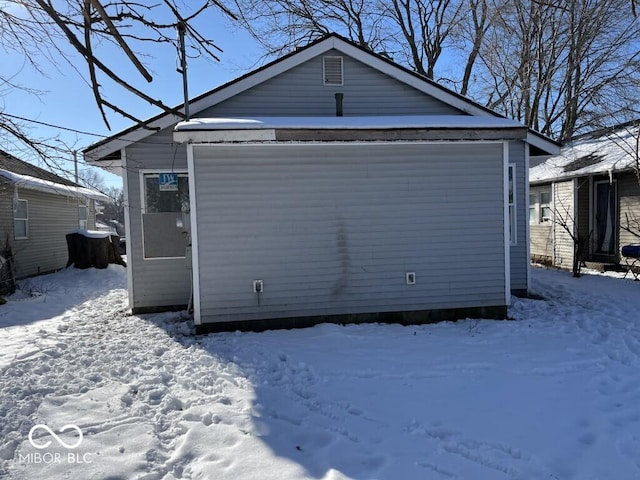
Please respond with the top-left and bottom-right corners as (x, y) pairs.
(508, 164), (517, 245)
(529, 193), (537, 223)
(142, 172), (190, 259)
(14, 199), (28, 239)
(540, 191), (552, 222)
(78, 204), (88, 229)
(529, 189), (552, 224)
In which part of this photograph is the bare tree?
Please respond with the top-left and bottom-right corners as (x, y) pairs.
(456, 0), (492, 96)
(1, 1), (235, 160)
(385, 0), (464, 79)
(230, 0), (385, 56)
(479, 0), (640, 141)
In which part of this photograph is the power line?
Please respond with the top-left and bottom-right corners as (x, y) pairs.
(2, 113), (111, 138)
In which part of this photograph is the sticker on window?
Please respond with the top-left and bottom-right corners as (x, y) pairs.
(158, 173), (179, 191)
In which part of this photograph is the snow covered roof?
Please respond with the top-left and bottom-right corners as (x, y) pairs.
(174, 115), (529, 144)
(531, 124), (639, 184)
(0, 169), (109, 201)
(174, 115), (525, 131)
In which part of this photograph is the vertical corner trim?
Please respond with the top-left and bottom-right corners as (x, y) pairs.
(503, 142), (511, 306)
(524, 145), (531, 293)
(186, 144), (202, 325)
(121, 147), (135, 310)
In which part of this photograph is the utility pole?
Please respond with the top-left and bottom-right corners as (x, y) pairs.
(177, 21), (190, 121)
(73, 150), (78, 184)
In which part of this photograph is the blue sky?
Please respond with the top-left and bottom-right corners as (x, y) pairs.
(1, 5), (265, 189)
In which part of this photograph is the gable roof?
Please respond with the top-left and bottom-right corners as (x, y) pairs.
(0, 150), (108, 201)
(530, 122), (639, 184)
(0, 149), (77, 186)
(85, 33), (559, 164)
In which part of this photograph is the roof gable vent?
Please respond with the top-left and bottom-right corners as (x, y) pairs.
(323, 56), (343, 86)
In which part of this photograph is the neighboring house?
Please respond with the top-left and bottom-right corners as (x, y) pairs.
(85, 33), (559, 332)
(0, 150), (107, 279)
(530, 121), (640, 270)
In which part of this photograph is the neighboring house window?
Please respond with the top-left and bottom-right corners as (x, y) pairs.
(142, 172), (190, 258)
(323, 56), (343, 86)
(529, 189), (552, 224)
(540, 191), (552, 222)
(508, 164), (516, 245)
(14, 199), (28, 239)
(529, 193), (537, 223)
(79, 204), (88, 229)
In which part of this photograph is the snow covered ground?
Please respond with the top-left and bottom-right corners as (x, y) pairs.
(1, 265), (640, 479)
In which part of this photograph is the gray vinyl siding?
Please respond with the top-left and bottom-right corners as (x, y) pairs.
(124, 130), (191, 309)
(11, 188), (91, 278)
(199, 50), (464, 117)
(618, 172), (640, 254)
(509, 141), (527, 291)
(123, 50), (466, 310)
(192, 142), (506, 324)
(121, 48), (533, 312)
(552, 180), (575, 269)
(530, 184), (553, 262)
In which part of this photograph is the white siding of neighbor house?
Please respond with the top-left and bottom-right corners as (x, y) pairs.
(191, 142), (507, 324)
(619, 172), (640, 253)
(552, 180), (576, 269)
(9, 187), (96, 279)
(530, 184), (553, 263)
(198, 50), (464, 117)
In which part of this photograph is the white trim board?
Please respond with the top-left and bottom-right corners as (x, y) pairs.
(503, 142), (512, 305)
(186, 144), (201, 325)
(122, 148), (135, 310)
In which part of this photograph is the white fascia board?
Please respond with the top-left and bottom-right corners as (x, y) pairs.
(85, 158), (125, 177)
(84, 113), (182, 163)
(526, 132), (561, 156)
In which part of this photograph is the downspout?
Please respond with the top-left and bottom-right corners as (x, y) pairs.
(335, 93), (344, 117)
